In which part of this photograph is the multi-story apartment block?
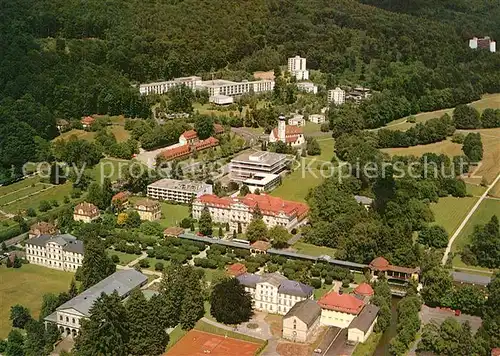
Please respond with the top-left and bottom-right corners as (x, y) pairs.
(147, 179), (213, 204)
(44, 270), (147, 338)
(288, 56), (309, 81)
(469, 36), (496, 53)
(139, 77), (274, 97)
(25, 234), (84, 272)
(192, 193), (308, 233)
(230, 151), (290, 181)
(308, 114), (325, 124)
(328, 87), (346, 105)
(134, 199), (161, 221)
(73, 202), (100, 223)
(288, 114), (306, 127)
(237, 273), (314, 315)
(296, 82), (317, 94)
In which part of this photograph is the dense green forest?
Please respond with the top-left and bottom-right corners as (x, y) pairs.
(2, 0), (500, 177)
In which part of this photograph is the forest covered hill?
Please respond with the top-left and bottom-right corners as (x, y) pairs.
(1, 0), (500, 174)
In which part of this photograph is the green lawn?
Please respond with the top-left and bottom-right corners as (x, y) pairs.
(0, 264), (74, 339)
(0, 176), (41, 196)
(352, 332), (382, 356)
(302, 121), (328, 135)
(194, 320), (266, 345)
(106, 249), (139, 265)
(467, 184), (487, 196)
(158, 203), (190, 228)
(292, 241), (336, 257)
(0, 184), (47, 206)
(314, 284), (333, 299)
(167, 325), (187, 349)
(197, 267), (226, 284)
(89, 158), (131, 184)
(271, 167), (324, 203)
(430, 196), (479, 235)
(310, 138), (335, 163)
(139, 257), (170, 271)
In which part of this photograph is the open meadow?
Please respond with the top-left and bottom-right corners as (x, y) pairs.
(0, 264), (74, 339)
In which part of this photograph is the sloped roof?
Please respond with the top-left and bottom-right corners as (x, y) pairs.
(135, 198), (160, 209)
(27, 234), (84, 254)
(49, 270), (147, 317)
(348, 304), (379, 332)
(181, 130), (198, 139)
(354, 283), (374, 297)
(318, 292), (365, 315)
(284, 299), (321, 327)
(160, 144), (190, 160)
(250, 240), (271, 251)
(236, 273), (262, 288)
(112, 191), (129, 202)
(226, 263), (247, 277)
(74, 202), (99, 216)
(369, 257), (389, 269)
(29, 221), (57, 235)
(163, 227), (185, 237)
(81, 116), (95, 125)
(278, 279), (314, 297)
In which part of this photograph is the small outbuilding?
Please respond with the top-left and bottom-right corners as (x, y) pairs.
(283, 299), (321, 342)
(347, 304), (379, 344)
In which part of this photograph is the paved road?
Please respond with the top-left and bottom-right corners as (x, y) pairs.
(441, 172), (500, 265)
(127, 251), (148, 267)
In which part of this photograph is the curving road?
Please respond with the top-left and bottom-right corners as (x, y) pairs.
(441, 172), (500, 265)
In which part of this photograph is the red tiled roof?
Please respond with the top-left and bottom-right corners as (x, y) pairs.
(163, 227), (185, 237)
(29, 221), (57, 235)
(213, 124), (225, 134)
(194, 137), (219, 150)
(370, 257), (390, 270)
(74, 202), (99, 216)
(226, 263), (247, 276)
(272, 125), (303, 138)
(354, 283), (374, 297)
(81, 116), (95, 125)
(181, 130), (198, 140)
(318, 292), (365, 315)
(160, 144), (190, 160)
(112, 191), (129, 202)
(196, 194), (309, 219)
(250, 240), (271, 251)
(491, 348), (500, 356)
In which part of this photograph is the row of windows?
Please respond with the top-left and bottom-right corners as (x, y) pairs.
(59, 315), (79, 326)
(27, 256), (80, 270)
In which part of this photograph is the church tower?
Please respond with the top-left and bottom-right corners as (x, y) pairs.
(278, 114), (286, 143)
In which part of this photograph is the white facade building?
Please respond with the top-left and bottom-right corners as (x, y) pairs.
(318, 291), (365, 329)
(209, 94), (234, 105)
(288, 114), (306, 127)
(309, 114), (326, 124)
(44, 270), (147, 339)
(192, 193), (309, 233)
(328, 87), (346, 105)
(268, 115), (306, 147)
(230, 151), (291, 181)
(296, 82), (317, 94)
(237, 273), (314, 315)
(469, 37), (496, 53)
(282, 300), (321, 343)
(288, 56), (309, 81)
(147, 179), (213, 204)
(242, 173), (281, 193)
(25, 234), (84, 272)
(140, 77), (274, 97)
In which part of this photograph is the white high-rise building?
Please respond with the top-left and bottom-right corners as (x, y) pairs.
(288, 56), (309, 81)
(328, 87), (346, 105)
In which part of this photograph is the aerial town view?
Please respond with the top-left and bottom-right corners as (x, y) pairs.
(1, 1), (500, 356)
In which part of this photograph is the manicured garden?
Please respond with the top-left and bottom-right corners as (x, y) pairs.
(0, 264), (74, 339)
(292, 241), (336, 257)
(158, 203), (190, 228)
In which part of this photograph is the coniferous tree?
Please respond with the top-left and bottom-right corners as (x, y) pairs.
(68, 279), (78, 299)
(10, 304), (31, 329)
(198, 207), (213, 236)
(80, 236), (116, 290)
(24, 320), (46, 356)
(5, 329), (25, 356)
(179, 273), (205, 330)
(74, 292), (129, 356)
(39, 294), (60, 320)
(159, 264), (188, 327)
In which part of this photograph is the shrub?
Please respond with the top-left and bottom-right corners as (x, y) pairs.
(39, 200), (52, 212)
(342, 279), (350, 288)
(111, 254), (120, 264)
(26, 208), (37, 217)
(139, 259), (150, 268)
(324, 276), (333, 285)
(154, 262), (164, 271)
(310, 278), (322, 289)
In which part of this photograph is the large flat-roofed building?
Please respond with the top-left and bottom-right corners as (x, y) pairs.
(242, 173), (281, 193)
(192, 193), (309, 233)
(26, 234), (83, 272)
(236, 273), (314, 315)
(296, 82), (317, 94)
(328, 87), (346, 105)
(288, 56), (309, 81)
(140, 77), (274, 97)
(139, 76), (203, 95)
(230, 151), (290, 181)
(44, 270), (147, 338)
(147, 179), (213, 204)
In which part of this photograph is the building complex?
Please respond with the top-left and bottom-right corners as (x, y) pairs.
(44, 270), (147, 338)
(230, 151), (290, 181)
(328, 87), (346, 105)
(268, 115), (306, 147)
(296, 82), (317, 94)
(288, 114), (306, 127)
(148, 179), (213, 204)
(26, 234), (84, 272)
(469, 36), (496, 53)
(236, 273), (314, 315)
(288, 56), (309, 81)
(139, 76), (274, 97)
(192, 193), (309, 233)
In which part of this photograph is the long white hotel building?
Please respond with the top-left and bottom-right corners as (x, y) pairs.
(192, 193), (309, 233)
(139, 77), (274, 96)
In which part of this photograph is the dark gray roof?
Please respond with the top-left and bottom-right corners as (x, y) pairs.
(278, 279), (314, 297)
(284, 299), (321, 327)
(452, 271), (492, 286)
(237, 273), (262, 288)
(27, 234), (84, 254)
(348, 304), (379, 332)
(47, 270), (147, 318)
(179, 233), (250, 250)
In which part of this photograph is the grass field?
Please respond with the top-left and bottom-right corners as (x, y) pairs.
(89, 158), (131, 183)
(0, 184), (47, 206)
(271, 167), (324, 203)
(106, 249), (139, 265)
(380, 138), (463, 158)
(430, 196), (479, 235)
(109, 125), (131, 143)
(140, 257), (170, 271)
(54, 129), (96, 142)
(0, 176), (40, 196)
(0, 264), (74, 339)
(193, 320), (266, 345)
(451, 198), (500, 270)
(292, 241), (336, 257)
(158, 203), (190, 228)
(2, 182), (73, 214)
(491, 180), (500, 198)
(384, 93), (500, 131)
(303, 121), (329, 135)
(312, 138), (336, 162)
